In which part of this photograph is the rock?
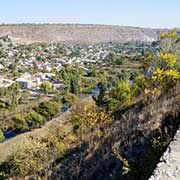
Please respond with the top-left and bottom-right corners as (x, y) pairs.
(149, 130), (180, 180)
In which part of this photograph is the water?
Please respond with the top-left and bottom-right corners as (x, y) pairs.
(89, 86), (100, 95)
(61, 105), (68, 113)
(4, 129), (16, 139)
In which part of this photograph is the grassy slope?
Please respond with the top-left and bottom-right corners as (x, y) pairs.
(0, 97), (93, 163)
(49, 85), (180, 179)
(0, 105), (68, 163)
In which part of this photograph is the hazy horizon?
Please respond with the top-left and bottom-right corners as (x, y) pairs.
(0, 0), (179, 28)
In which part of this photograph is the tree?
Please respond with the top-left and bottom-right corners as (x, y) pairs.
(8, 83), (20, 110)
(87, 67), (97, 77)
(40, 81), (52, 94)
(27, 111), (44, 128)
(36, 100), (61, 120)
(63, 92), (78, 107)
(9, 63), (17, 74)
(13, 114), (28, 133)
(109, 80), (133, 109)
(59, 65), (82, 95)
(93, 82), (108, 107)
(70, 78), (80, 95)
(140, 50), (154, 70)
(19, 90), (30, 104)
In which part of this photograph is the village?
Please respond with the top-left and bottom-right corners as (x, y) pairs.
(0, 33), (150, 143)
(0, 35), (146, 97)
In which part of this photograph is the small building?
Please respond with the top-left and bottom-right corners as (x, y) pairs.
(0, 64), (4, 70)
(16, 78), (34, 89)
(0, 77), (14, 88)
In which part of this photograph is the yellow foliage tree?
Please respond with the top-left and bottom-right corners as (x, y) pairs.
(159, 30), (178, 40)
(158, 53), (177, 67)
(150, 52), (180, 89)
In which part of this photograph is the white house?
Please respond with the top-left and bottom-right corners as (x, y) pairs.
(0, 77), (14, 88)
(0, 64), (4, 70)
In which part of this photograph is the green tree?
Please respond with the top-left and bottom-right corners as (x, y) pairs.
(40, 81), (52, 94)
(9, 63), (17, 74)
(70, 78), (80, 95)
(8, 83), (20, 110)
(27, 111), (44, 128)
(36, 100), (61, 120)
(19, 90), (30, 104)
(59, 65), (82, 94)
(93, 82), (108, 107)
(63, 92), (78, 107)
(109, 80), (133, 109)
(13, 114), (28, 133)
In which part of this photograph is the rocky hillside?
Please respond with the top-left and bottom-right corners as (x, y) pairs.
(0, 24), (163, 44)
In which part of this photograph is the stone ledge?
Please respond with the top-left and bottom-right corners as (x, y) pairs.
(149, 129), (180, 180)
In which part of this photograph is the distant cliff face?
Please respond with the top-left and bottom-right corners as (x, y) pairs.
(0, 24), (164, 44)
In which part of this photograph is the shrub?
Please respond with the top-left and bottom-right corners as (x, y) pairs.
(36, 100), (61, 120)
(40, 81), (52, 94)
(13, 114), (28, 133)
(26, 111), (45, 128)
(0, 101), (7, 108)
(158, 53), (177, 67)
(146, 52), (180, 91)
(109, 80), (133, 108)
(159, 30), (178, 40)
(71, 101), (110, 130)
(63, 93), (78, 107)
(0, 129), (5, 142)
(129, 75), (148, 96)
(151, 67), (180, 89)
(3, 138), (49, 178)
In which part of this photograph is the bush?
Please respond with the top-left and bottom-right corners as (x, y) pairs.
(158, 53), (177, 68)
(13, 114), (28, 133)
(0, 101), (7, 108)
(3, 138), (49, 178)
(71, 101), (110, 130)
(159, 30), (178, 40)
(27, 111), (45, 128)
(40, 81), (52, 94)
(36, 100), (61, 120)
(63, 93), (78, 107)
(114, 57), (125, 65)
(110, 80), (133, 107)
(0, 129), (5, 142)
(132, 75), (148, 95)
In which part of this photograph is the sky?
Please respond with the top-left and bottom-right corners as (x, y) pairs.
(0, 0), (179, 28)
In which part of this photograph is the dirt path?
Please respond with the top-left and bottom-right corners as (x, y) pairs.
(0, 111), (68, 163)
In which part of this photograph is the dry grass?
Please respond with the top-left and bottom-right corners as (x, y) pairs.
(49, 84), (180, 179)
(0, 24), (160, 44)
